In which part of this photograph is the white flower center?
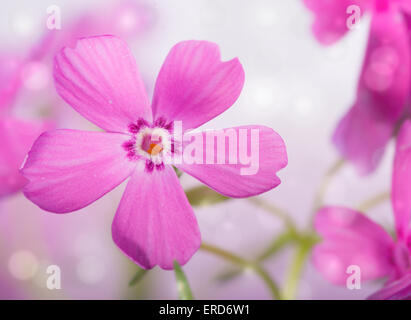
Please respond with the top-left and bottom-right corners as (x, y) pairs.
(135, 127), (171, 164)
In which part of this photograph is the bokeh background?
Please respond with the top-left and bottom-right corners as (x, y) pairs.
(0, 0), (394, 299)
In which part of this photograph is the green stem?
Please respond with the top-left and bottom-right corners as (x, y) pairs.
(185, 185), (229, 207)
(215, 230), (298, 284)
(243, 160), (344, 299)
(173, 261), (194, 300)
(256, 230), (298, 263)
(357, 191), (390, 212)
(129, 267), (148, 286)
(282, 234), (318, 300)
(310, 158), (345, 222)
(200, 242), (282, 300)
(173, 166), (183, 178)
(282, 244), (309, 300)
(248, 197), (296, 231)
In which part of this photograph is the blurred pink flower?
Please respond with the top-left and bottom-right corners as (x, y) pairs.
(313, 120), (411, 299)
(36, 0), (154, 58)
(0, 55), (24, 110)
(0, 51), (53, 198)
(304, 0), (411, 174)
(0, 117), (51, 198)
(368, 273), (411, 299)
(0, 1), (156, 299)
(21, 36), (288, 269)
(0, 0), (154, 114)
(0, 0), (155, 197)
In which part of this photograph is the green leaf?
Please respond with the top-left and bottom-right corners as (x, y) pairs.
(257, 230), (298, 262)
(215, 268), (243, 283)
(129, 267), (148, 286)
(173, 166), (183, 178)
(173, 261), (194, 300)
(215, 231), (298, 284)
(185, 186), (230, 207)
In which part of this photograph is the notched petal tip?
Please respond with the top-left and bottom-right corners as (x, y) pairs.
(176, 125), (288, 199)
(152, 40), (245, 130)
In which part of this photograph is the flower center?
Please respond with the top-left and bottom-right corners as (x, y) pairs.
(141, 133), (164, 156)
(123, 118), (174, 172)
(135, 127), (171, 163)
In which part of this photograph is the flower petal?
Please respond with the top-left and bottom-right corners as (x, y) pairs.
(175, 125), (287, 198)
(368, 273), (411, 300)
(21, 129), (135, 213)
(152, 41), (245, 131)
(303, 0), (370, 45)
(112, 165), (201, 269)
(0, 117), (50, 197)
(400, 2), (411, 15)
(313, 207), (395, 285)
(333, 10), (410, 175)
(392, 120), (411, 239)
(333, 105), (393, 175)
(0, 54), (23, 110)
(54, 35), (151, 133)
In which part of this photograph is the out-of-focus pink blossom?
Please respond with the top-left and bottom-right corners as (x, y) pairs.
(0, 0), (155, 196)
(0, 55), (24, 110)
(304, 0), (371, 45)
(0, 0), (154, 115)
(21, 36), (288, 269)
(304, 0), (411, 174)
(36, 0), (154, 58)
(313, 120), (411, 299)
(0, 1), (156, 299)
(368, 273), (411, 299)
(0, 117), (51, 198)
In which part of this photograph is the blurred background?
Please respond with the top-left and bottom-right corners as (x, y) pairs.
(0, 0), (395, 299)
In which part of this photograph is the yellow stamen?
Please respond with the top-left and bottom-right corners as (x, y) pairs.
(147, 143), (163, 156)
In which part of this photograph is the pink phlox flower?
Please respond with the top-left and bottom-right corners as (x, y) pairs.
(21, 36), (288, 269)
(313, 120), (411, 299)
(304, 0), (411, 174)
